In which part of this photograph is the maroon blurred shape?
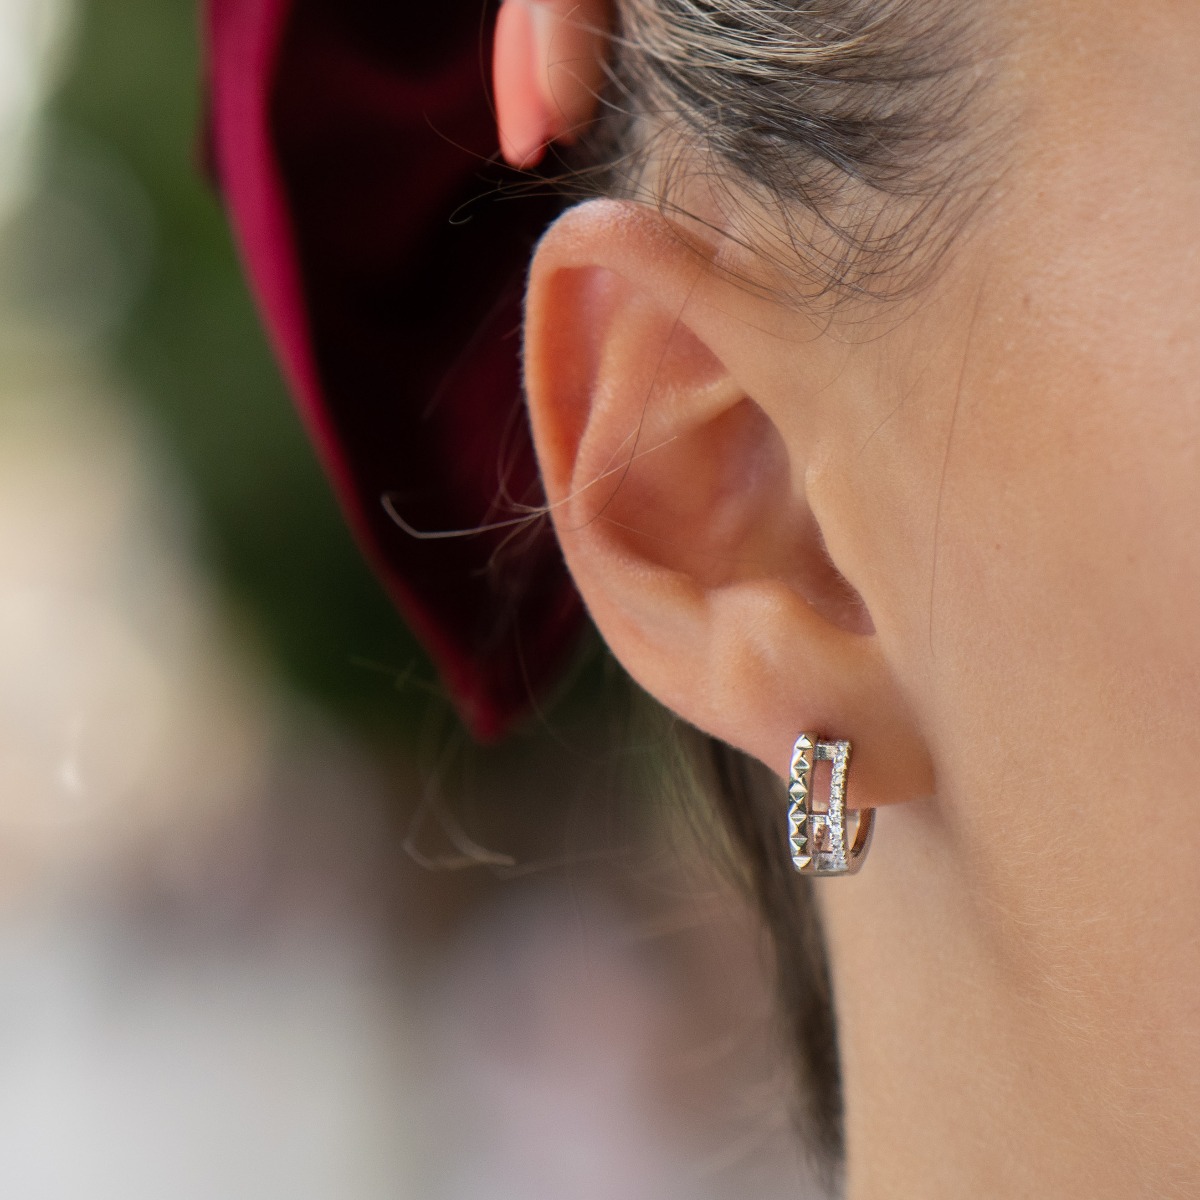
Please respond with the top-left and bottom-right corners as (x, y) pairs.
(203, 0), (583, 739)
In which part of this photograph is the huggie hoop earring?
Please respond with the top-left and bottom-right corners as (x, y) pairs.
(788, 733), (875, 876)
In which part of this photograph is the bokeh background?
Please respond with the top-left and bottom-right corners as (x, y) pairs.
(0, 2), (821, 1196)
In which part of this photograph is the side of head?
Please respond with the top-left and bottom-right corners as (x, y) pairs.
(516, 0), (1200, 856)
(509, 0), (1200, 1187)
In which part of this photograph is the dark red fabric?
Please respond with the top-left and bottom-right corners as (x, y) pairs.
(203, 0), (583, 739)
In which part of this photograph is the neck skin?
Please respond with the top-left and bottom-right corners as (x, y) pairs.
(817, 783), (1200, 1200)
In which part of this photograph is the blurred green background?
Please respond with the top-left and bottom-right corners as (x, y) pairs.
(48, 0), (442, 740)
(0, 10), (806, 1195)
(28, 0), (637, 873)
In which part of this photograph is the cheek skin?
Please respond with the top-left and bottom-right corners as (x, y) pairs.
(929, 0), (1200, 745)
(887, 0), (1200, 1105)
(936, 2), (1200, 784)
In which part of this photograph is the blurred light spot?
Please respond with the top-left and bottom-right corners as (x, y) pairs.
(0, 133), (156, 347)
(0, 0), (74, 225)
(0, 396), (272, 891)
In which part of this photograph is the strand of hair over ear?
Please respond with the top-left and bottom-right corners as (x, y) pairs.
(380, 427), (682, 542)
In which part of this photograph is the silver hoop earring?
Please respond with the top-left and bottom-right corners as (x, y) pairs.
(788, 733), (875, 876)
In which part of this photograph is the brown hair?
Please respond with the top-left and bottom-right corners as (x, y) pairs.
(560, 0), (997, 1184)
(576, 0), (993, 304)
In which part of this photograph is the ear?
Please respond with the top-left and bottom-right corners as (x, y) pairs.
(524, 199), (933, 806)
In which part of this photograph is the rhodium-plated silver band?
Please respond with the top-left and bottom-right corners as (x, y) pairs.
(788, 733), (874, 876)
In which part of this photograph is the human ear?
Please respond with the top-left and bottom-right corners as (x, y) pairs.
(524, 199), (933, 807)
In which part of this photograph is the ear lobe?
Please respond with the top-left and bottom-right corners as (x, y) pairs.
(524, 200), (933, 806)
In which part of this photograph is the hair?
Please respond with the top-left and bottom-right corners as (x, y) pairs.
(573, 0), (995, 305)
(558, 0), (999, 1185)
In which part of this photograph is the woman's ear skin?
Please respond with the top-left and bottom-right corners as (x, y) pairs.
(524, 199), (935, 806)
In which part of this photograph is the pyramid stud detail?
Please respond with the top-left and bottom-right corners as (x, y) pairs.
(786, 733), (875, 876)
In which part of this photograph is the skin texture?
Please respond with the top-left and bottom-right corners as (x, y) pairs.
(516, 1), (1200, 1196)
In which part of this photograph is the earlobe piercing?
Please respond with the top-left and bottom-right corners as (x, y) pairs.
(788, 733), (875, 876)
